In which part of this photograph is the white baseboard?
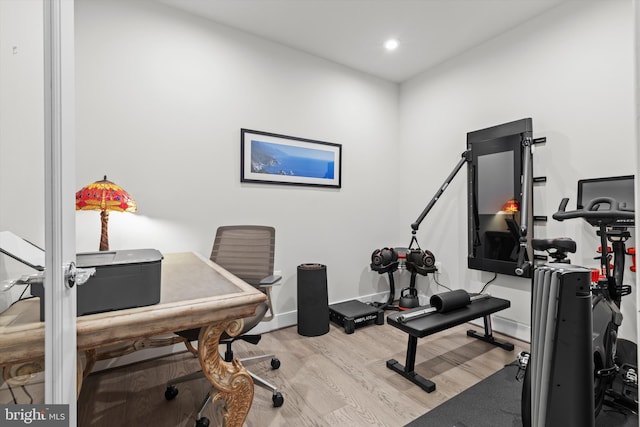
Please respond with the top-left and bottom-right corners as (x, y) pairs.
(469, 314), (530, 343)
(251, 310), (297, 334)
(235, 292), (533, 340)
(253, 292), (387, 334)
(93, 292), (530, 372)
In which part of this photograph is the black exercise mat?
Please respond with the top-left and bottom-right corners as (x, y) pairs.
(406, 362), (637, 427)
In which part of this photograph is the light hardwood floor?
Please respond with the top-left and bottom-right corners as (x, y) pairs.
(1, 321), (529, 426)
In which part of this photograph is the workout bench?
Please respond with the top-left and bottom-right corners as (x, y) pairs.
(386, 296), (513, 392)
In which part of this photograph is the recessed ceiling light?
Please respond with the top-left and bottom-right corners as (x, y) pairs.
(384, 38), (399, 51)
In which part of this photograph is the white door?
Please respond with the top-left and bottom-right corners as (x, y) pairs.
(43, 0), (77, 420)
(0, 0), (77, 424)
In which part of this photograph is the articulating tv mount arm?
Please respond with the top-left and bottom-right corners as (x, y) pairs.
(409, 137), (534, 277)
(514, 136), (533, 276)
(409, 150), (471, 248)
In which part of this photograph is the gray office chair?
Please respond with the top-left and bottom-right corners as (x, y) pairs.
(165, 226), (284, 427)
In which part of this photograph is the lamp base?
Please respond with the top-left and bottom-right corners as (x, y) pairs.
(100, 210), (109, 251)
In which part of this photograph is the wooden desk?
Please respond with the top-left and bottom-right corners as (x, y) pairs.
(0, 252), (267, 427)
(386, 296), (513, 393)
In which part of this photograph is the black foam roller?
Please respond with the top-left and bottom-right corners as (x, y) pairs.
(430, 289), (471, 313)
(297, 263), (330, 337)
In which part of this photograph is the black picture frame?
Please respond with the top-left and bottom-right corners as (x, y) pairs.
(241, 129), (342, 188)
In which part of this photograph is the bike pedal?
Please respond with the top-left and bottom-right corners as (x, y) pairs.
(597, 366), (618, 378)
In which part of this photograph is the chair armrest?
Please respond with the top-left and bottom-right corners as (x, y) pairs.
(258, 275), (281, 322)
(259, 275), (282, 287)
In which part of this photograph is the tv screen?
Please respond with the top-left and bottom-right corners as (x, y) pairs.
(577, 175), (635, 227)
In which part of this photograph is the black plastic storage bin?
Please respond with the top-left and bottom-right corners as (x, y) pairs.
(30, 249), (162, 321)
(297, 263), (330, 336)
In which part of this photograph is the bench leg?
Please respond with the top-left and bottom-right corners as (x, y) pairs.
(386, 335), (436, 393)
(466, 315), (514, 351)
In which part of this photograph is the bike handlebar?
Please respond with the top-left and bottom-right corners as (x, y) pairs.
(552, 197), (634, 225)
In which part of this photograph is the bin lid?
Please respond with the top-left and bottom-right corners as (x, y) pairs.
(77, 249), (163, 267)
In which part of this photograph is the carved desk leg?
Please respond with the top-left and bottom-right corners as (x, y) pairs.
(3, 358), (44, 386)
(198, 319), (253, 427)
(83, 349), (97, 379)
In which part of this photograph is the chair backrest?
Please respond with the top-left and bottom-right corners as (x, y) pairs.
(210, 225), (275, 287)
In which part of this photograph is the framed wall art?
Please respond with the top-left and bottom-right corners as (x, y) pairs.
(241, 129), (342, 188)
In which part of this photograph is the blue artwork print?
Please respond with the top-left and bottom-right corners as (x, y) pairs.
(250, 140), (335, 179)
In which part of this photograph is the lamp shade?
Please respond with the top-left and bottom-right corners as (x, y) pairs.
(76, 176), (137, 251)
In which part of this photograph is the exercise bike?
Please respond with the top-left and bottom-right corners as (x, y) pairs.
(522, 196), (637, 427)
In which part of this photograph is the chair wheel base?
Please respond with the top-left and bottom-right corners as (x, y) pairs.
(195, 417), (210, 427)
(273, 391), (284, 407)
(271, 358), (281, 369)
(165, 385), (179, 400)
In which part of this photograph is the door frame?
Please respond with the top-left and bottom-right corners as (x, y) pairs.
(43, 0), (77, 420)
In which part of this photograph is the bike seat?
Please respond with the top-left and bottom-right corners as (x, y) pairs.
(532, 237), (577, 253)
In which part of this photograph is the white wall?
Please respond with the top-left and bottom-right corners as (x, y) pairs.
(399, 0), (637, 341)
(0, 0), (45, 308)
(73, 0), (400, 328)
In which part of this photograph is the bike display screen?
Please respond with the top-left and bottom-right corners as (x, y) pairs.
(577, 175), (635, 227)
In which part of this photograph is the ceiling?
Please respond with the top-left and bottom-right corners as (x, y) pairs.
(157, 0), (565, 83)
